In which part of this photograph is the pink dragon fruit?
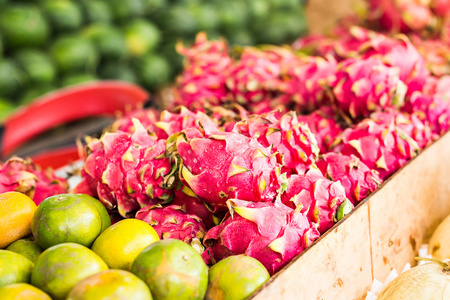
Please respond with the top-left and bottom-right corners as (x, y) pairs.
(331, 57), (407, 122)
(411, 35), (450, 77)
(202, 198), (320, 275)
(360, 34), (429, 94)
(225, 46), (298, 114)
(316, 153), (382, 205)
(423, 75), (450, 101)
(280, 167), (352, 233)
(332, 118), (420, 180)
(136, 204), (207, 251)
(297, 106), (344, 153)
(109, 107), (161, 134)
(170, 185), (216, 229)
(207, 104), (250, 132)
(174, 129), (283, 212)
(402, 92), (450, 137)
(431, 0), (450, 17)
(0, 157), (68, 205)
(370, 109), (433, 149)
(232, 110), (319, 175)
(283, 55), (337, 113)
(175, 32), (233, 111)
(368, 0), (433, 33)
(76, 118), (176, 217)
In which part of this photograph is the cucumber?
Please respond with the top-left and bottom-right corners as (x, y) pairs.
(0, 5), (50, 50)
(60, 73), (98, 88)
(0, 98), (16, 123)
(124, 19), (161, 57)
(133, 54), (171, 91)
(41, 0), (83, 32)
(98, 63), (138, 83)
(14, 49), (56, 85)
(20, 84), (56, 105)
(51, 35), (99, 73)
(80, 0), (113, 24)
(82, 24), (128, 61)
(0, 59), (26, 99)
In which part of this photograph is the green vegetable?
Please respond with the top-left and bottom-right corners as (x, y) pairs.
(82, 24), (128, 61)
(0, 59), (26, 98)
(41, 0), (83, 32)
(124, 19), (160, 57)
(14, 49), (56, 85)
(51, 35), (99, 73)
(0, 5), (49, 49)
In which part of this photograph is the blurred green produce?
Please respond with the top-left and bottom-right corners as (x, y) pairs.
(0, 0), (307, 117)
(0, 98), (15, 122)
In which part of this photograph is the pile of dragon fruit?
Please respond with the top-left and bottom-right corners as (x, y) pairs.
(3, 0), (450, 277)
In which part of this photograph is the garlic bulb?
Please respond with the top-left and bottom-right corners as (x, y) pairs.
(377, 259), (450, 300)
(429, 214), (450, 260)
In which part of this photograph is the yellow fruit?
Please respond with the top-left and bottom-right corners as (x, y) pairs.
(429, 213), (450, 260)
(91, 219), (159, 270)
(0, 250), (34, 287)
(0, 283), (51, 300)
(0, 192), (37, 248)
(67, 269), (152, 300)
(31, 243), (108, 300)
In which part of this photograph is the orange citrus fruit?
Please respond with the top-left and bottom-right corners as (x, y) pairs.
(0, 283), (51, 299)
(6, 237), (43, 263)
(67, 269), (152, 300)
(0, 250), (34, 287)
(0, 192), (37, 248)
(91, 219), (159, 270)
(31, 193), (108, 249)
(31, 242), (108, 300)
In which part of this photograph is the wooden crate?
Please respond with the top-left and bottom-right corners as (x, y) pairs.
(250, 131), (450, 299)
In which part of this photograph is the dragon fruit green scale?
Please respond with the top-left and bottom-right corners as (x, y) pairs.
(77, 118), (176, 218)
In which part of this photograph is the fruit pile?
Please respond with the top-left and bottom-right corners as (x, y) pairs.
(0, 0), (307, 120)
(0, 191), (270, 299)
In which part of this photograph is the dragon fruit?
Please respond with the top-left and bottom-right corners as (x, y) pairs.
(136, 204), (207, 251)
(368, 0), (433, 33)
(297, 106), (344, 153)
(175, 32), (233, 111)
(170, 185), (216, 229)
(411, 35), (450, 77)
(423, 75), (450, 101)
(402, 92), (450, 137)
(370, 109), (433, 149)
(76, 118), (176, 217)
(109, 108), (161, 134)
(280, 167), (352, 233)
(0, 157), (68, 205)
(283, 55), (337, 113)
(207, 104), (250, 132)
(202, 198), (320, 275)
(360, 34), (429, 94)
(232, 110), (319, 175)
(174, 129), (283, 212)
(316, 153), (382, 205)
(332, 118), (420, 180)
(225, 46), (298, 114)
(331, 57), (407, 122)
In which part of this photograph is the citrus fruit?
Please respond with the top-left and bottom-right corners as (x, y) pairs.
(131, 239), (208, 300)
(0, 250), (34, 287)
(0, 283), (51, 300)
(205, 255), (270, 300)
(67, 269), (152, 300)
(6, 237), (43, 263)
(0, 192), (37, 249)
(31, 242), (108, 300)
(91, 219), (159, 271)
(31, 193), (107, 249)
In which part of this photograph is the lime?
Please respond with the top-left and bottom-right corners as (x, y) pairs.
(31, 194), (105, 249)
(82, 23), (127, 61)
(131, 239), (208, 300)
(0, 59), (26, 99)
(6, 237), (43, 263)
(124, 19), (160, 57)
(51, 36), (99, 73)
(91, 219), (159, 271)
(0, 250), (34, 287)
(14, 49), (56, 85)
(31, 243), (108, 300)
(67, 269), (152, 300)
(134, 54), (171, 91)
(205, 255), (270, 300)
(80, 0), (113, 24)
(41, 0), (83, 32)
(0, 283), (51, 300)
